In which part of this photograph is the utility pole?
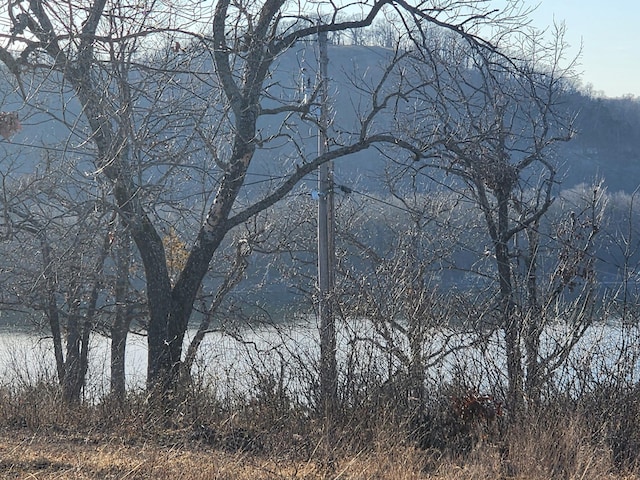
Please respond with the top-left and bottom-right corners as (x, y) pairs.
(316, 30), (337, 419)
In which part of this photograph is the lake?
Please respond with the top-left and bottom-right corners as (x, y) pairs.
(0, 318), (638, 401)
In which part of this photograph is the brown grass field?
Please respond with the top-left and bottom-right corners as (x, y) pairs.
(2, 382), (640, 479)
(0, 430), (441, 479)
(1, 425), (639, 480)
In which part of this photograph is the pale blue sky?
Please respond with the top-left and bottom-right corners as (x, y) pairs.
(0, 0), (635, 97)
(524, 0), (639, 98)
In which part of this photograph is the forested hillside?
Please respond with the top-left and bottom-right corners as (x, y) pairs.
(558, 91), (640, 192)
(2, 45), (639, 195)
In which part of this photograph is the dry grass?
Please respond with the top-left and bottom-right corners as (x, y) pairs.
(0, 431), (427, 479)
(1, 383), (640, 479)
(1, 432), (242, 479)
(1, 427), (639, 480)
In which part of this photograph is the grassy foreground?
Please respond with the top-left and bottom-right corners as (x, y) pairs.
(1, 431), (434, 480)
(0, 427), (638, 480)
(1, 383), (640, 479)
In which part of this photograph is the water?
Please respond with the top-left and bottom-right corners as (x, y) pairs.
(0, 319), (322, 399)
(0, 318), (638, 401)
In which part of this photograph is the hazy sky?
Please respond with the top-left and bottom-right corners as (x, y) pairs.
(0, 1), (635, 98)
(524, 0), (638, 98)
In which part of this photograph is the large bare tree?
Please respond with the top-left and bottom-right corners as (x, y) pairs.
(0, 0), (530, 401)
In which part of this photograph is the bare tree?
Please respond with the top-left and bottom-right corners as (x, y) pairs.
(0, 152), (117, 402)
(387, 25), (591, 412)
(0, 0), (533, 403)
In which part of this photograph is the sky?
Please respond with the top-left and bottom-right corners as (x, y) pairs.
(0, 0), (635, 98)
(523, 0), (639, 98)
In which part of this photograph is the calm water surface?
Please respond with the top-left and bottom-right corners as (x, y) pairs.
(0, 319), (638, 400)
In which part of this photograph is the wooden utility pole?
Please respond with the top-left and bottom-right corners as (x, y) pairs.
(317, 30), (337, 418)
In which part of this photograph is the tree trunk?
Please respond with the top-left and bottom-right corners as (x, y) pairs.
(408, 315), (425, 413)
(62, 302), (83, 403)
(40, 235), (65, 385)
(110, 320), (129, 399)
(110, 227), (132, 400)
(143, 188), (239, 398)
(523, 225), (542, 405)
(494, 189), (523, 416)
(144, 103), (258, 398)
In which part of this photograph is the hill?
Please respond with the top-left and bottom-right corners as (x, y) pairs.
(1, 44), (638, 197)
